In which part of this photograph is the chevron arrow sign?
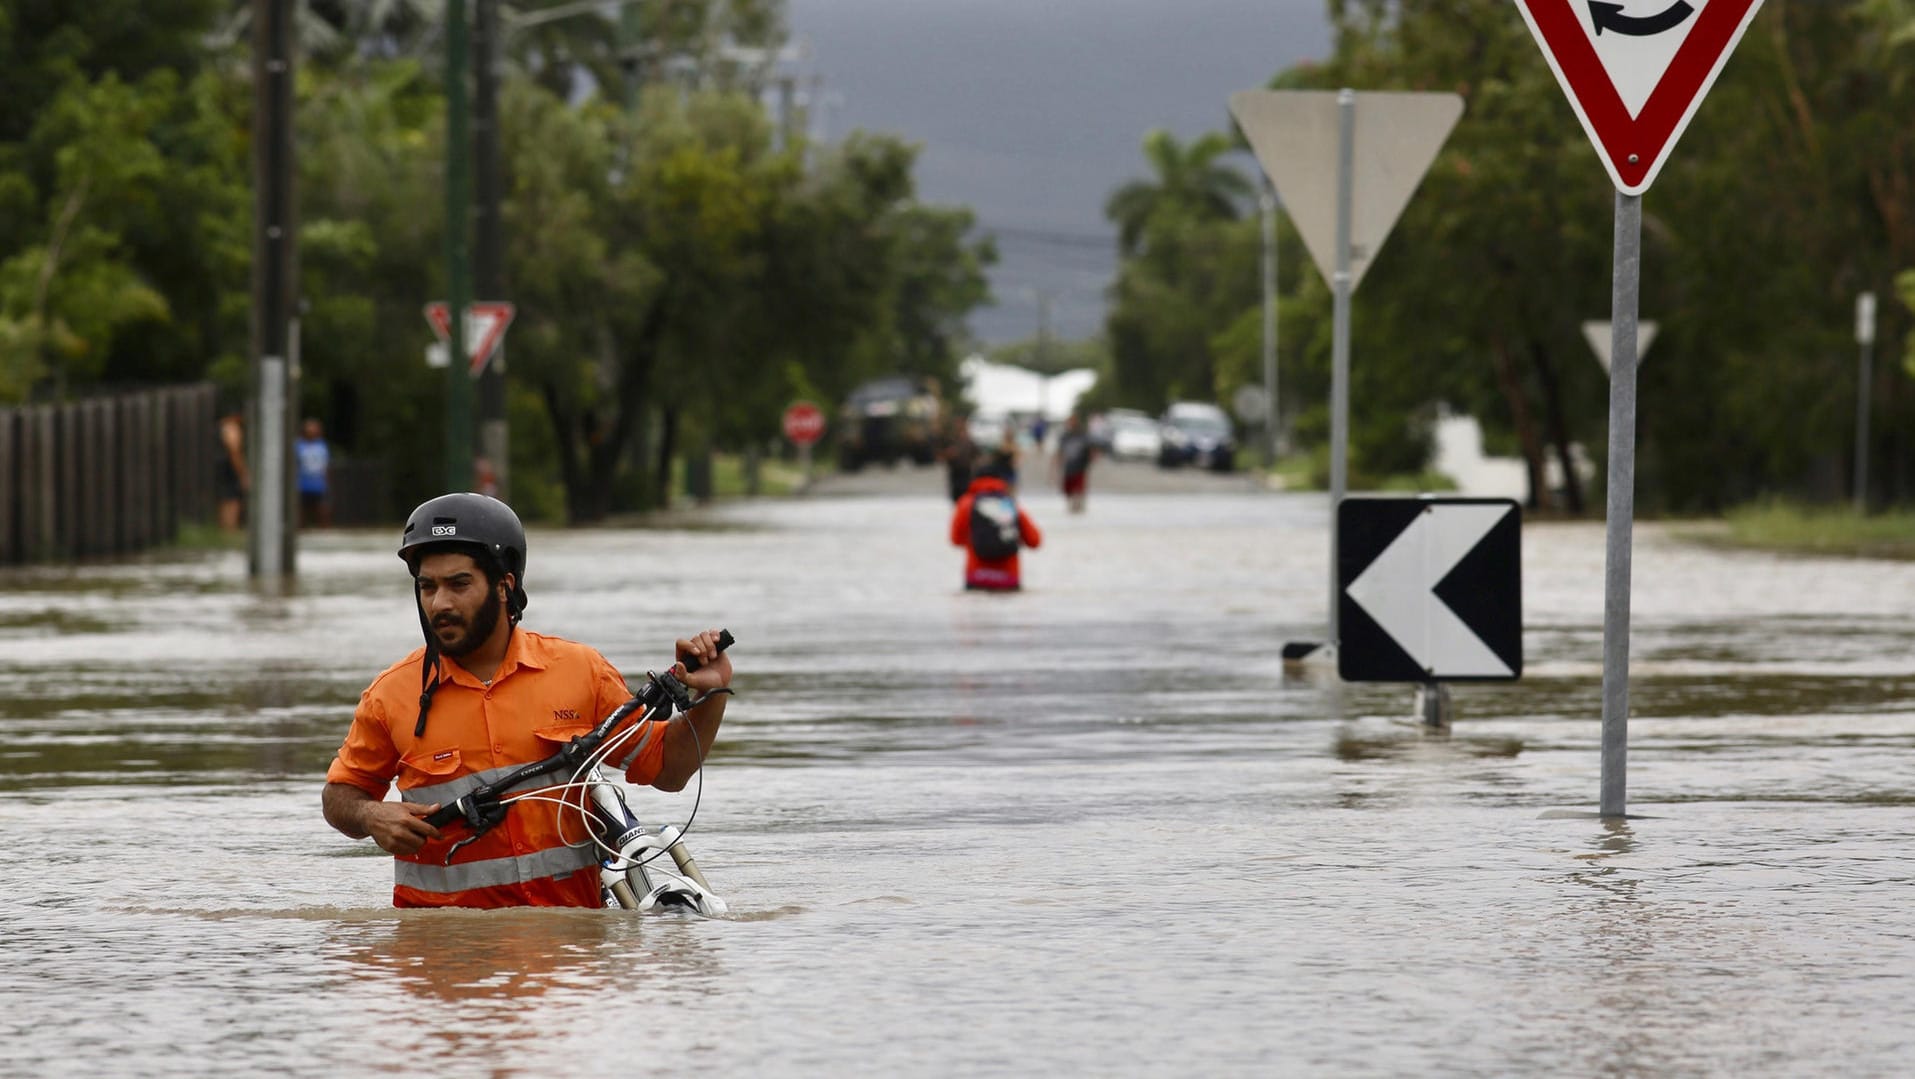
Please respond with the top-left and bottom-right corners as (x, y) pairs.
(1337, 497), (1523, 682)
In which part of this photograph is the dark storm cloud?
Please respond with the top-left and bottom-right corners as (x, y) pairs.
(787, 0), (1332, 343)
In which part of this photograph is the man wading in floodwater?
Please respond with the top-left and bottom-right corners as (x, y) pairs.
(321, 492), (734, 908)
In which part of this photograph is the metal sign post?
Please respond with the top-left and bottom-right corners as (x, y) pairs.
(1599, 193), (1643, 819)
(1516, 0), (1767, 818)
(1260, 180), (1279, 467)
(1328, 90), (1355, 646)
(1855, 291), (1877, 513)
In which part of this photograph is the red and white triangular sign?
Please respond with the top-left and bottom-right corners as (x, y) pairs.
(1515, 0), (1765, 195)
(424, 301), (517, 377)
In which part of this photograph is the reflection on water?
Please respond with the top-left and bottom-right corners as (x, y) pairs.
(325, 908), (722, 1003)
(4, 501), (1915, 1075)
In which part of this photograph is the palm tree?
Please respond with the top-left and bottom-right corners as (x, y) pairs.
(213, 0), (437, 67)
(1104, 128), (1253, 257)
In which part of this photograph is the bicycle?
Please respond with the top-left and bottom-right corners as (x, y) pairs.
(422, 630), (735, 916)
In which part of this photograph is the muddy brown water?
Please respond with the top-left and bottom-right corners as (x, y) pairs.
(3, 479), (1913, 1076)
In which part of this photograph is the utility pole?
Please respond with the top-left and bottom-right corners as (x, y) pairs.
(474, 0), (507, 500)
(619, 2), (646, 109)
(1036, 289), (1054, 427)
(251, 0), (297, 582)
(777, 75), (797, 150)
(1854, 291), (1876, 514)
(444, 0), (474, 493)
(1260, 179), (1279, 467)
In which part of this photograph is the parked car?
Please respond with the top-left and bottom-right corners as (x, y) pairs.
(1157, 401), (1237, 472)
(837, 376), (941, 471)
(1105, 408), (1163, 461)
(1086, 412), (1114, 455)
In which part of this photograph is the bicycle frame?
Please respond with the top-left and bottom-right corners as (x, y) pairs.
(424, 631), (733, 916)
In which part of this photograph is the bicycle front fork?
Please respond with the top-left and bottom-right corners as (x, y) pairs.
(588, 774), (727, 916)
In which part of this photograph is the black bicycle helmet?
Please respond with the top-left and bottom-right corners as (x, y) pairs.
(398, 491), (529, 621)
(399, 492), (529, 737)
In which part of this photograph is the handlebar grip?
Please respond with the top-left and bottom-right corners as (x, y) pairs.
(681, 629), (735, 674)
(423, 802), (462, 829)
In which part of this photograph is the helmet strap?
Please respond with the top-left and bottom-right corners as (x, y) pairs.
(413, 593), (443, 738)
(415, 649), (442, 738)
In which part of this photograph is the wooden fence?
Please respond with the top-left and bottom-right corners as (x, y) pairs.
(0, 383), (218, 566)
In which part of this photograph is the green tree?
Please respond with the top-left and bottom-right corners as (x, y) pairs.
(1191, 0), (1915, 510)
(0, 57), (248, 404)
(1104, 129), (1253, 257)
(1100, 129), (1257, 412)
(493, 80), (990, 521)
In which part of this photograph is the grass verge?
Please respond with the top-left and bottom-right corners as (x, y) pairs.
(1709, 499), (1915, 559)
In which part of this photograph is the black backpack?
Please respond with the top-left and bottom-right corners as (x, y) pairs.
(968, 492), (1022, 560)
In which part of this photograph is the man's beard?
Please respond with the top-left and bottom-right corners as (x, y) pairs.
(436, 587), (503, 658)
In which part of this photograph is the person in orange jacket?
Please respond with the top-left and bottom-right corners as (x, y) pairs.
(321, 492), (733, 908)
(950, 455), (1042, 591)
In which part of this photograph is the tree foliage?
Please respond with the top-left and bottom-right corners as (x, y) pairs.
(1098, 129), (1256, 412)
(1104, 0), (1915, 511)
(0, 0), (993, 524)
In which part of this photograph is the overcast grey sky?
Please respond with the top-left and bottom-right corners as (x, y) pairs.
(784, 0), (1334, 345)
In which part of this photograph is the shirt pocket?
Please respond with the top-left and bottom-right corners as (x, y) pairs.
(397, 746), (463, 790)
(533, 724), (595, 751)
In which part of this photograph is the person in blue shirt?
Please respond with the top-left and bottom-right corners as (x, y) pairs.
(296, 417), (332, 529)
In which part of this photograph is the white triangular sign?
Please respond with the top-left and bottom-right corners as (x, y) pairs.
(1582, 320), (1658, 375)
(1229, 89), (1463, 291)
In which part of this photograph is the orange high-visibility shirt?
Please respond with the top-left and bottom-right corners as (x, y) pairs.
(326, 629), (669, 908)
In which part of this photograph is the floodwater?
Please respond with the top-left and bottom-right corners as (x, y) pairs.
(4, 468), (1915, 1077)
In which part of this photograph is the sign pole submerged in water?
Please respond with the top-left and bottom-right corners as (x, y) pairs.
(1514, 0), (1768, 816)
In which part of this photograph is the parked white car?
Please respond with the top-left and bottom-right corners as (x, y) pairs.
(1105, 408), (1163, 461)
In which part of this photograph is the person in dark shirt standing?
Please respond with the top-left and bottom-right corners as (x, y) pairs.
(1053, 412), (1095, 514)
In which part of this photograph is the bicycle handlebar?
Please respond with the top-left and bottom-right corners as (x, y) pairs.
(422, 629), (734, 832)
(682, 629), (734, 674)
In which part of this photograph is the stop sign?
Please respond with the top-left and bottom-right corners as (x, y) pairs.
(783, 400), (826, 446)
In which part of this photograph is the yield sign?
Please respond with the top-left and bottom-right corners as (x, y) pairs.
(1229, 90), (1463, 291)
(1338, 497), (1522, 682)
(1582, 319), (1659, 374)
(1514, 0), (1766, 195)
(425, 301), (516, 377)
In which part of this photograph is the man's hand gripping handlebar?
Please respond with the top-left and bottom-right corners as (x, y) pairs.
(422, 630), (735, 862)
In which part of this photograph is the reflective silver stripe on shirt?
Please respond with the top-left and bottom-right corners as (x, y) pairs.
(610, 722), (661, 773)
(400, 760), (567, 807)
(394, 842), (599, 894)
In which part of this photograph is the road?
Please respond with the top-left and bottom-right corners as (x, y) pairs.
(806, 444), (1269, 499)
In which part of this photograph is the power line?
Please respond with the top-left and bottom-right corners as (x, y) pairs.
(978, 224), (1116, 251)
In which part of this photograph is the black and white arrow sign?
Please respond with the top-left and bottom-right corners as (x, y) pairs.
(1337, 497), (1522, 682)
